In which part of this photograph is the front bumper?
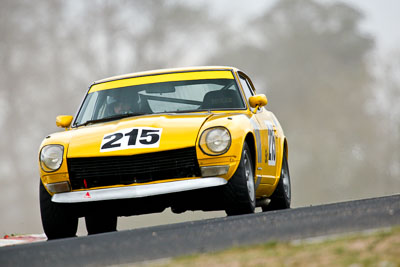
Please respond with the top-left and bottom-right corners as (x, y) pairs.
(52, 177), (227, 203)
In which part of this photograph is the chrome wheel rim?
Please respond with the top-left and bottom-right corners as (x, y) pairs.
(244, 151), (255, 203)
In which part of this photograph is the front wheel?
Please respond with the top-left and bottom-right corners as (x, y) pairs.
(40, 181), (78, 240)
(262, 151), (291, 211)
(224, 142), (256, 216)
(85, 214), (117, 235)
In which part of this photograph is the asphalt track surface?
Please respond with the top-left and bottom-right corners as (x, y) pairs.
(1, 194), (399, 267)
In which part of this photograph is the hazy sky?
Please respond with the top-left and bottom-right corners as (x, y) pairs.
(201, 0), (400, 56)
(344, 0), (400, 55)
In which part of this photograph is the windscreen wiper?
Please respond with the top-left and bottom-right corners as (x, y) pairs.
(78, 113), (145, 126)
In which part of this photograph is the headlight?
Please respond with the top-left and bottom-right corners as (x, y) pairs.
(199, 127), (231, 155)
(40, 145), (64, 172)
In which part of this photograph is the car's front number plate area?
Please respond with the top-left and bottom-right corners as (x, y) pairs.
(100, 127), (162, 152)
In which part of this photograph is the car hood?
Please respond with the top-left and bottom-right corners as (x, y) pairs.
(65, 113), (212, 158)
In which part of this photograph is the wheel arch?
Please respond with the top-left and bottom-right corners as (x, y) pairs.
(244, 132), (256, 174)
(283, 137), (288, 159)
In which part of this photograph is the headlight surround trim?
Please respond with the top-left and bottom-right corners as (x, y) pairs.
(199, 126), (231, 156)
(40, 145), (64, 172)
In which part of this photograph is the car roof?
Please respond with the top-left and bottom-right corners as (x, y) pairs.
(93, 66), (241, 85)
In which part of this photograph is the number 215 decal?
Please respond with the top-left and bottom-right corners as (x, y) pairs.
(100, 127), (162, 152)
(264, 121), (276, 166)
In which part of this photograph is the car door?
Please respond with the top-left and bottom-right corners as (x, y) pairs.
(238, 73), (279, 186)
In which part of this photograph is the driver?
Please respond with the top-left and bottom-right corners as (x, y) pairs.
(112, 99), (132, 115)
(106, 90), (140, 116)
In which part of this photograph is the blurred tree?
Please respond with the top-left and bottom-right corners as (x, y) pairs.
(370, 51), (400, 193)
(207, 0), (381, 204)
(0, 0), (223, 234)
(0, 0), (397, 235)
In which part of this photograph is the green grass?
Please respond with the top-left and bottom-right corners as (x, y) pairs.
(131, 227), (400, 267)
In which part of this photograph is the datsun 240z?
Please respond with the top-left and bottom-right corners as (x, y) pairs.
(39, 66), (291, 239)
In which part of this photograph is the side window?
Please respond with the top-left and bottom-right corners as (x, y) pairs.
(239, 75), (255, 111)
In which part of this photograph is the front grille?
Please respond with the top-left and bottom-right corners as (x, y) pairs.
(67, 147), (201, 190)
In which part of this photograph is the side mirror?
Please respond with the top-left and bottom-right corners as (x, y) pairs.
(249, 94), (268, 108)
(56, 115), (73, 128)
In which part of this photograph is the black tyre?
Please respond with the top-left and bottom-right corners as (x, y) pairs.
(85, 214), (117, 235)
(40, 181), (78, 240)
(262, 151), (291, 211)
(225, 142), (256, 216)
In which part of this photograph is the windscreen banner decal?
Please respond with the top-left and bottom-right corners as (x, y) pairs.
(100, 127), (162, 152)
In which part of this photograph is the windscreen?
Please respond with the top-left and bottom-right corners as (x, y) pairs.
(74, 78), (245, 126)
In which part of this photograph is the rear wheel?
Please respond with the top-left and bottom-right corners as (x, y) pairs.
(40, 181), (78, 240)
(262, 151), (291, 211)
(85, 214), (117, 235)
(225, 143), (256, 216)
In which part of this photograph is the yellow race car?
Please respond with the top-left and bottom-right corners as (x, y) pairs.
(39, 66), (290, 239)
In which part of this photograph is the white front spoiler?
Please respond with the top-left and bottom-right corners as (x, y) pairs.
(51, 177), (227, 203)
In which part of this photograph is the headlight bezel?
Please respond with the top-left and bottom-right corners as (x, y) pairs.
(199, 126), (231, 156)
(40, 145), (64, 172)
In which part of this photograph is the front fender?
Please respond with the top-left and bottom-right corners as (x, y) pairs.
(196, 113), (255, 181)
